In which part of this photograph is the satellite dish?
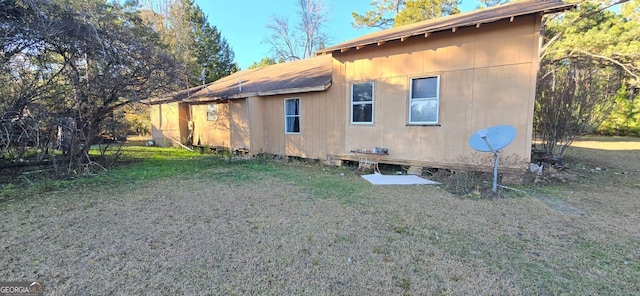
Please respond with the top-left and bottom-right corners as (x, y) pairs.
(469, 125), (516, 152)
(469, 125), (517, 192)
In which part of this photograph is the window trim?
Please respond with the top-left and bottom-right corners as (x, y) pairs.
(408, 75), (440, 125)
(350, 81), (375, 125)
(284, 98), (301, 134)
(206, 103), (218, 121)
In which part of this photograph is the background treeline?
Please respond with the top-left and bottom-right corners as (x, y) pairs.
(597, 85), (640, 136)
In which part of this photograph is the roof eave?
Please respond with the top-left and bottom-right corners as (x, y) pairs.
(256, 81), (332, 97)
(181, 96), (225, 104)
(143, 85), (208, 105)
(227, 81), (332, 99)
(316, 2), (576, 55)
(181, 81), (333, 102)
(143, 96), (187, 105)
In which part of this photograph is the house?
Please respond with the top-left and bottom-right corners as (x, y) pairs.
(148, 0), (575, 172)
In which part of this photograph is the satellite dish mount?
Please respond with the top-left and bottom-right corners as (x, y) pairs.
(468, 125), (517, 192)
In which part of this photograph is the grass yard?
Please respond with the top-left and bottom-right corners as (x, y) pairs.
(1, 137), (639, 295)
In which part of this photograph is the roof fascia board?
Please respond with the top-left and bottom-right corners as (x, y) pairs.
(225, 81), (333, 99)
(256, 82), (331, 96)
(143, 96), (183, 105)
(182, 96), (224, 103)
(317, 1), (575, 55)
(326, 15), (537, 54)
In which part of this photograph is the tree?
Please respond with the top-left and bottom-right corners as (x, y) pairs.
(476, 0), (510, 9)
(265, 0), (329, 62)
(1, 0), (181, 173)
(597, 85), (640, 136)
(122, 103), (152, 136)
(248, 57), (279, 69)
(394, 0), (460, 26)
(352, 0), (404, 29)
(189, 4), (239, 83)
(138, 0), (239, 86)
(351, 0), (460, 30)
(534, 0), (640, 158)
(535, 59), (623, 157)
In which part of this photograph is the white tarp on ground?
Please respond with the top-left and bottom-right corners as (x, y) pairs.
(361, 173), (441, 185)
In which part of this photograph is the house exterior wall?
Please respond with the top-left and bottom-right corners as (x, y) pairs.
(257, 92), (331, 159)
(246, 96), (265, 154)
(151, 100), (251, 152)
(326, 80), (347, 161)
(229, 99), (252, 152)
(330, 15), (541, 169)
(150, 102), (188, 147)
(189, 103), (231, 148)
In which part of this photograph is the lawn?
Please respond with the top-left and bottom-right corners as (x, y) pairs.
(1, 138), (639, 295)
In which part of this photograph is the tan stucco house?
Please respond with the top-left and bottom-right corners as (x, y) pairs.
(147, 0), (575, 171)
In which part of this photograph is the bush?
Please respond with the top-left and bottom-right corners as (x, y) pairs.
(597, 87), (640, 136)
(431, 169), (492, 197)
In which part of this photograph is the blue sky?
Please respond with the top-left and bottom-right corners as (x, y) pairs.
(197, 0), (481, 70)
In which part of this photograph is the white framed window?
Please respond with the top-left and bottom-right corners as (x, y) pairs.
(351, 82), (374, 124)
(409, 76), (440, 124)
(206, 103), (218, 121)
(284, 98), (300, 134)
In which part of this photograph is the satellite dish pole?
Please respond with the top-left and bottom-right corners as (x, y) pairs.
(469, 125), (517, 193)
(480, 132), (499, 192)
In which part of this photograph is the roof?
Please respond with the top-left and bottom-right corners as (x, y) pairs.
(144, 85), (207, 104)
(148, 0), (574, 104)
(316, 0), (575, 55)
(181, 55), (333, 103)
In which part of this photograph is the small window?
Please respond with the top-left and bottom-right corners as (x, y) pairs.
(284, 98), (300, 134)
(409, 76), (440, 124)
(207, 103), (218, 121)
(351, 82), (374, 124)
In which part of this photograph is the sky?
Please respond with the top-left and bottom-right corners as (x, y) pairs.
(197, 0), (481, 70)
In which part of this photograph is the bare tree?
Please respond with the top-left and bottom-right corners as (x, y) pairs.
(533, 0), (638, 159)
(535, 59), (623, 158)
(265, 0), (329, 61)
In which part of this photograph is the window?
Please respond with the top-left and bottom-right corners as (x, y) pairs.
(351, 82), (374, 124)
(409, 76), (440, 124)
(284, 98), (300, 134)
(206, 103), (218, 121)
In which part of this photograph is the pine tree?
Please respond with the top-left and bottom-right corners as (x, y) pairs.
(139, 0), (239, 86)
(351, 0), (460, 29)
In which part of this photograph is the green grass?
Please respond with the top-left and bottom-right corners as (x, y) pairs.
(2, 147), (206, 200)
(1, 146), (206, 201)
(1, 146), (371, 205)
